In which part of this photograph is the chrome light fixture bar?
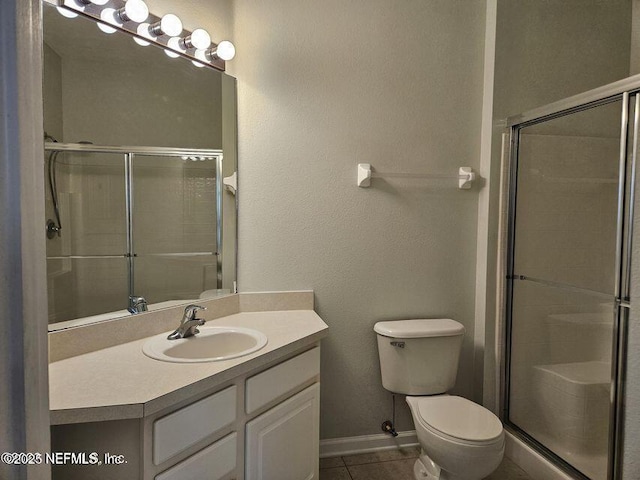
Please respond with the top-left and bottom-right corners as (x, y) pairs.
(49, 0), (235, 72)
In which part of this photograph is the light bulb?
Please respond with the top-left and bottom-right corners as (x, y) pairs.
(191, 29), (211, 49)
(215, 40), (235, 61)
(193, 49), (208, 66)
(56, 6), (78, 18)
(150, 14), (183, 37)
(98, 9), (118, 33)
(164, 37), (185, 58)
(181, 28), (211, 50)
(134, 23), (152, 46)
(116, 0), (149, 23)
(100, 8), (117, 23)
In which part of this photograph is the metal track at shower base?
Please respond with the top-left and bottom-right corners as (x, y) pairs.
(505, 424), (591, 480)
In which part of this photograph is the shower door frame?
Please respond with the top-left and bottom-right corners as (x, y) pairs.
(43, 142), (224, 308)
(502, 75), (640, 480)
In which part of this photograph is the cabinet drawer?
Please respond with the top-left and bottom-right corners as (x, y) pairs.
(155, 432), (237, 480)
(153, 385), (236, 465)
(246, 347), (320, 414)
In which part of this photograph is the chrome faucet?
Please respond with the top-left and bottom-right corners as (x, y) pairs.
(128, 296), (148, 314)
(168, 305), (207, 340)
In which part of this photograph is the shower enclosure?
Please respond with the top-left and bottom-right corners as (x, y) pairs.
(45, 143), (223, 324)
(504, 80), (640, 480)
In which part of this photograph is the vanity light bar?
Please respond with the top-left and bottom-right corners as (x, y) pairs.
(50, 0), (234, 72)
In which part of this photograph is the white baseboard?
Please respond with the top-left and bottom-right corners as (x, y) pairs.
(319, 430), (419, 458)
(505, 430), (573, 480)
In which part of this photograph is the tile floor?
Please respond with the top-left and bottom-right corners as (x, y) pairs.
(319, 447), (534, 480)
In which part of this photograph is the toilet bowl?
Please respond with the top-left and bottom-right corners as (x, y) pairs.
(407, 395), (504, 480)
(374, 319), (504, 480)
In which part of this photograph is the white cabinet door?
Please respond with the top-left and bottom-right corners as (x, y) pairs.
(245, 383), (319, 480)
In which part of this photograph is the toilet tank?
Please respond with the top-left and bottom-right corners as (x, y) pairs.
(374, 319), (465, 395)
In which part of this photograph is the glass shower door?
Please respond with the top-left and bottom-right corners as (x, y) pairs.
(131, 153), (222, 305)
(507, 98), (628, 480)
(45, 150), (129, 324)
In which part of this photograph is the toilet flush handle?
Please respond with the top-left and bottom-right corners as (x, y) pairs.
(390, 341), (405, 348)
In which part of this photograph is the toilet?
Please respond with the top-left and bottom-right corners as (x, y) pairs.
(374, 319), (504, 480)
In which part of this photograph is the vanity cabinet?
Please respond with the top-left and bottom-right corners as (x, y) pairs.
(51, 345), (321, 480)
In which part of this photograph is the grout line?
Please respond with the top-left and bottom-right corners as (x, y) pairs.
(343, 463), (354, 480)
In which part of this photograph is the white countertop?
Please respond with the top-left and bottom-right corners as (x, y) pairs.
(49, 310), (328, 425)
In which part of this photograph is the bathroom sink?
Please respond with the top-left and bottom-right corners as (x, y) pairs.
(142, 326), (268, 363)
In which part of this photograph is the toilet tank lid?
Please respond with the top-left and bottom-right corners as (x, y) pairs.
(374, 319), (465, 338)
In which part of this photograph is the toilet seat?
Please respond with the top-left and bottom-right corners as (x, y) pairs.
(412, 395), (503, 446)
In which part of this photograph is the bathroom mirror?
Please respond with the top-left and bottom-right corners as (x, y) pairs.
(43, 3), (237, 330)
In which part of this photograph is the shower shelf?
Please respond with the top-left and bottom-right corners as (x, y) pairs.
(533, 361), (610, 390)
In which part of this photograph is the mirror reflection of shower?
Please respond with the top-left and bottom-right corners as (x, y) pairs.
(43, 142), (224, 326)
(44, 133), (92, 239)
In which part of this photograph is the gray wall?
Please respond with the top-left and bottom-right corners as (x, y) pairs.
(494, 0), (631, 119)
(58, 55), (222, 149)
(232, 0), (486, 439)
